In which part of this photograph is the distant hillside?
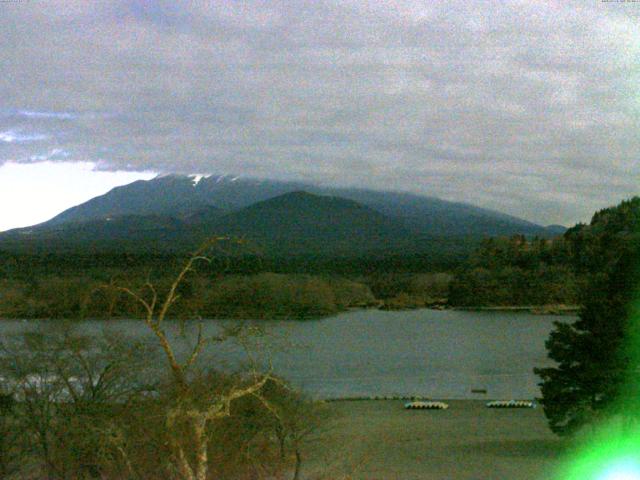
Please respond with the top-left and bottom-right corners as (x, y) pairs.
(1, 191), (416, 256)
(198, 191), (415, 255)
(448, 196), (640, 308)
(320, 187), (559, 237)
(0, 215), (190, 253)
(19, 174), (563, 239)
(46, 175), (214, 225)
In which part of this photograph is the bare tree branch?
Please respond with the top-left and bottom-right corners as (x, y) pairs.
(185, 323), (205, 370)
(114, 286), (154, 321)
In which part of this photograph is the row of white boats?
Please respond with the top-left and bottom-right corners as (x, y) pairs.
(404, 400), (536, 410)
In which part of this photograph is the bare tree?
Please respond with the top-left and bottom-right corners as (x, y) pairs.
(0, 238), (327, 479)
(0, 326), (153, 480)
(0, 387), (17, 479)
(261, 381), (327, 480)
(114, 238), (278, 480)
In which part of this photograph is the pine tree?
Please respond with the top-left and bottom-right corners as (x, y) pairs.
(534, 198), (640, 435)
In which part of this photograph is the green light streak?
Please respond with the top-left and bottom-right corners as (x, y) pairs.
(553, 423), (640, 479)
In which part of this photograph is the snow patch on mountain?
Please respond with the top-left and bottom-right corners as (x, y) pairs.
(189, 174), (212, 186)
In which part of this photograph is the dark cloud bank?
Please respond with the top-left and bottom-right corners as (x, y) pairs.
(1, 0), (638, 225)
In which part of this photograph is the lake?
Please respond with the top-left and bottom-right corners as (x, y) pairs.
(0, 309), (569, 400)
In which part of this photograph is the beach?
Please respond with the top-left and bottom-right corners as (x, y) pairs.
(304, 400), (567, 480)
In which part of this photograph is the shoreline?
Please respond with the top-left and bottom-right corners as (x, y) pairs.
(451, 304), (580, 315)
(323, 396), (536, 403)
(0, 303), (580, 321)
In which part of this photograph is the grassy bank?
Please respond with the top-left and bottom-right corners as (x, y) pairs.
(303, 400), (568, 480)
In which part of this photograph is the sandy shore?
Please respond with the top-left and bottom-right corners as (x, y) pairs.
(303, 400), (568, 480)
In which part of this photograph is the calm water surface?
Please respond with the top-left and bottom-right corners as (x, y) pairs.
(1, 309), (570, 400)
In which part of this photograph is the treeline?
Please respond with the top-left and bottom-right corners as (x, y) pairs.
(449, 197), (640, 308)
(448, 236), (581, 307)
(0, 235), (470, 320)
(0, 270), (457, 320)
(0, 273), (375, 320)
(366, 272), (452, 309)
(0, 236), (474, 279)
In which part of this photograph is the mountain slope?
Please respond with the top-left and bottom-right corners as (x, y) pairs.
(318, 187), (551, 237)
(26, 174), (563, 238)
(46, 175), (215, 225)
(0, 215), (190, 253)
(0, 192), (416, 256)
(197, 191), (414, 255)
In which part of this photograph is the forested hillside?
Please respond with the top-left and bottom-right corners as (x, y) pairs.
(449, 197), (640, 308)
(1, 198), (637, 320)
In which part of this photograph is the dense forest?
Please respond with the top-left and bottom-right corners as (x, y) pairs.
(0, 248), (454, 319)
(0, 237), (461, 319)
(449, 197), (640, 308)
(447, 235), (581, 308)
(0, 197), (638, 320)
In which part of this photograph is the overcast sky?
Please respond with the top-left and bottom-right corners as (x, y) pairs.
(1, 0), (639, 228)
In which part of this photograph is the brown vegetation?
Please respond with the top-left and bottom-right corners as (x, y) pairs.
(0, 241), (327, 479)
(0, 270), (463, 321)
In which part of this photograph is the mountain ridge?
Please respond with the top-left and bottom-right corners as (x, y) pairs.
(0, 175), (566, 257)
(20, 174), (563, 236)
(1, 190), (417, 256)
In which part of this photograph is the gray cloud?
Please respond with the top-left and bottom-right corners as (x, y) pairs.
(0, 0), (638, 225)
(0, 130), (50, 144)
